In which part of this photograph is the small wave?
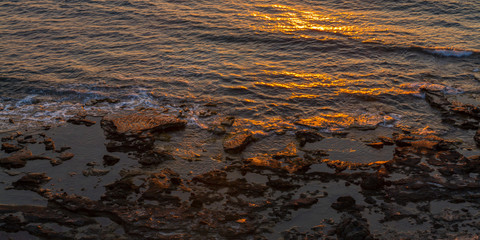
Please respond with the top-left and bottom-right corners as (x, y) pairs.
(426, 49), (473, 58)
(400, 82), (463, 95)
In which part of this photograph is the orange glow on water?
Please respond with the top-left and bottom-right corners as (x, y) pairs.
(337, 88), (418, 96)
(250, 4), (361, 36)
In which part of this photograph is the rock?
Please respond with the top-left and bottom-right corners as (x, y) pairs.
(67, 117), (96, 126)
(82, 168), (110, 177)
(223, 131), (253, 153)
(331, 196), (356, 211)
(86, 161), (97, 166)
(13, 173), (51, 190)
(209, 125), (226, 135)
(267, 179), (300, 191)
(220, 116), (235, 126)
(475, 130), (480, 146)
(0, 149), (33, 169)
(101, 112), (187, 135)
(17, 136), (37, 144)
(360, 174), (385, 190)
(105, 137), (155, 152)
(1, 143), (22, 153)
(273, 143), (297, 159)
(141, 169), (182, 199)
(423, 90), (450, 111)
(85, 98), (119, 106)
(137, 146), (174, 165)
(366, 142), (383, 149)
(335, 217), (373, 240)
(58, 152), (74, 161)
(102, 178), (139, 203)
(378, 136), (394, 145)
(103, 155), (120, 166)
(286, 197), (318, 210)
(55, 146), (71, 153)
(44, 138), (55, 151)
(50, 158), (63, 166)
(295, 130), (324, 147)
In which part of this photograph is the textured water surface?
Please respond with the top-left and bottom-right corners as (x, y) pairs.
(0, 0), (479, 137)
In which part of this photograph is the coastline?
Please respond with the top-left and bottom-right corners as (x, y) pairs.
(0, 93), (479, 239)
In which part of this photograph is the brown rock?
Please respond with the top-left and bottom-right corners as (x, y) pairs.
(44, 138), (55, 151)
(58, 152), (74, 161)
(101, 112), (187, 135)
(1, 143), (22, 153)
(103, 155), (120, 166)
(286, 197), (318, 209)
(331, 196), (356, 211)
(273, 143), (298, 159)
(220, 116), (235, 126)
(295, 129), (324, 147)
(67, 117), (96, 126)
(223, 131), (253, 153)
(82, 168), (109, 176)
(0, 149), (33, 169)
(475, 130), (480, 146)
(361, 174), (385, 190)
(366, 142), (384, 149)
(13, 173), (51, 190)
(85, 98), (119, 106)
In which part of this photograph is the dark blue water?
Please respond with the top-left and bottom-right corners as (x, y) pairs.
(0, 0), (479, 136)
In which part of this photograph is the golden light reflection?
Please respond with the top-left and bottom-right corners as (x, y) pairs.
(296, 113), (394, 130)
(255, 70), (356, 89)
(336, 88), (417, 96)
(250, 4), (362, 37)
(288, 93), (320, 99)
(233, 117), (295, 131)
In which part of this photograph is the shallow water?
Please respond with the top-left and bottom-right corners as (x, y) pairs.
(0, 0), (479, 138)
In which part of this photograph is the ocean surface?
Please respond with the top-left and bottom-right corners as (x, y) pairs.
(1, 0), (479, 138)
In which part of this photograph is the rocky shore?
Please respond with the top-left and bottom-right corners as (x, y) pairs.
(1, 91), (480, 239)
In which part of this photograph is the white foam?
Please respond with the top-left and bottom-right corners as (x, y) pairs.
(427, 49), (473, 57)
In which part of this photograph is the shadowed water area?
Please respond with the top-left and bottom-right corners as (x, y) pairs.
(1, 0), (480, 239)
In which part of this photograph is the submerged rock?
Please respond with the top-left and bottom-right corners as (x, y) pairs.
(103, 155), (120, 166)
(475, 130), (480, 146)
(366, 142), (383, 149)
(82, 168), (110, 177)
(335, 217), (373, 240)
(67, 117), (96, 126)
(223, 131), (253, 153)
(360, 174), (386, 191)
(13, 173), (51, 190)
(286, 197), (318, 210)
(1, 143), (22, 153)
(331, 196), (356, 211)
(85, 98), (120, 106)
(295, 129), (324, 147)
(43, 138), (55, 151)
(58, 152), (74, 161)
(220, 116), (235, 127)
(0, 149), (49, 169)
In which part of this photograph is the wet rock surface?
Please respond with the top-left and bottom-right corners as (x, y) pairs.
(223, 131), (253, 153)
(1, 109), (480, 239)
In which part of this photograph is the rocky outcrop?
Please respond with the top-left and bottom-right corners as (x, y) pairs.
(101, 112), (187, 135)
(223, 131), (253, 153)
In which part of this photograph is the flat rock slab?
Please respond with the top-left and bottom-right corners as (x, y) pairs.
(101, 112), (187, 135)
(223, 131), (253, 153)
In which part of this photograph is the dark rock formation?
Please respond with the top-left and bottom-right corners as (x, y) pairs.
(223, 131), (253, 153)
(1, 143), (22, 153)
(13, 173), (51, 190)
(295, 129), (324, 146)
(103, 155), (120, 166)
